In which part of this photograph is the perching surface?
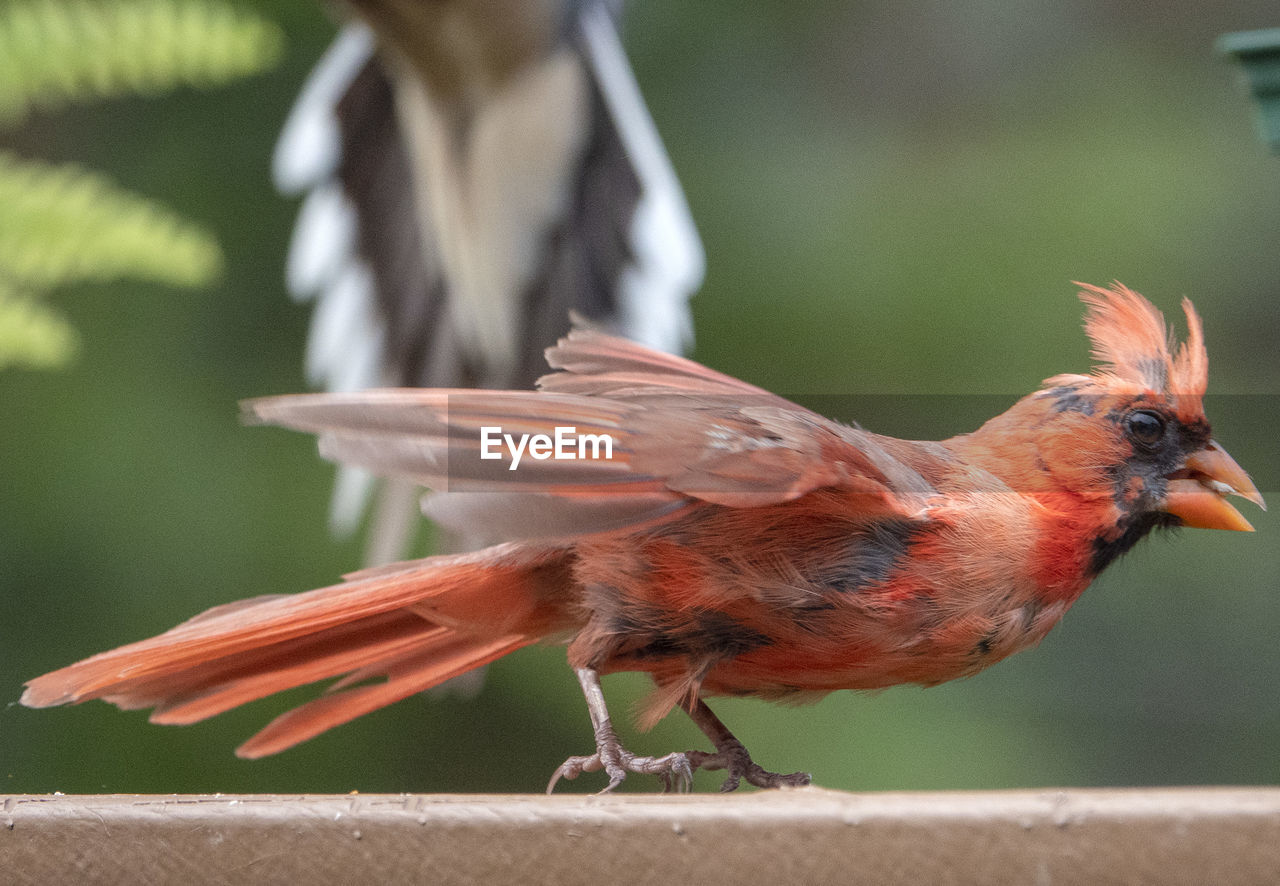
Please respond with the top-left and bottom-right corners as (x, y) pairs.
(4, 787), (1280, 885)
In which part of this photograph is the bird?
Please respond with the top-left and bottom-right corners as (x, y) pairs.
(273, 1), (703, 563)
(22, 283), (1263, 792)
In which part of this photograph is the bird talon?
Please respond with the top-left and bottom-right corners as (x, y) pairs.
(746, 767), (812, 790)
(684, 729), (810, 792)
(545, 753), (603, 793)
(548, 747), (695, 794)
(669, 754), (695, 793)
(550, 670), (702, 793)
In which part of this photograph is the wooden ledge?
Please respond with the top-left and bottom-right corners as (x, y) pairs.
(4, 788), (1280, 884)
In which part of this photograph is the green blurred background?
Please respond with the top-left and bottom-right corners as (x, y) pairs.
(4, 0), (1278, 794)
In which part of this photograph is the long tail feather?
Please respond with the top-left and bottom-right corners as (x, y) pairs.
(23, 543), (572, 755)
(147, 613), (447, 725)
(235, 631), (528, 759)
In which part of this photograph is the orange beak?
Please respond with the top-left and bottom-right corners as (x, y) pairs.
(1164, 441), (1266, 532)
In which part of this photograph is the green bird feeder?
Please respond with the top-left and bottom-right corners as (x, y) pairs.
(1218, 27), (1280, 152)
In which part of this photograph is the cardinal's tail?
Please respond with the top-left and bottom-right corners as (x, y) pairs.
(21, 543), (573, 758)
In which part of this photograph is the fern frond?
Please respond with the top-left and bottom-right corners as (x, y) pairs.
(0, 280), (78, 369)
(0, 151), (223, 287)
(0, 0), (284, 125)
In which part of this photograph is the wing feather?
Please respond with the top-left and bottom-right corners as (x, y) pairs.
(246, 332), (934, 534)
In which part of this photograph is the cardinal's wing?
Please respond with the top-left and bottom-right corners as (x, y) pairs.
(248, 332), (935, 540)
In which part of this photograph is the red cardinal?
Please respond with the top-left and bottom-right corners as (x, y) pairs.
(23, 283), (1263, 792)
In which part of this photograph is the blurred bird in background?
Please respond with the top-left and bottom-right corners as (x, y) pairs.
(273, 0), (704, 564)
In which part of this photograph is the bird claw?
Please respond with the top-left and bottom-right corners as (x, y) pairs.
(547, 745), (695, 794)
(686, 743), (811, 792)
(553, 668), (804, 794)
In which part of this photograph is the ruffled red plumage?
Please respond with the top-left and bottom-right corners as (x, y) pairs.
(23, 283), (1261, 777)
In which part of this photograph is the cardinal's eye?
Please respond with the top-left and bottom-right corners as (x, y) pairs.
(1125, 410), (1166, 447)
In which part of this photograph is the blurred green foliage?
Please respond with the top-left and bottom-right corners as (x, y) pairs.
(0, 279), (76, 369)
(0, 0), (283, 125)
(0, 153), (222, 288)
(3, 0), (1278, 795)
(0, 0), (281, 369)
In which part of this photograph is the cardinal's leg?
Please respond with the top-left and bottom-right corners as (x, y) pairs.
(547, 667), (694, 794)
(684, 698), (811, 792)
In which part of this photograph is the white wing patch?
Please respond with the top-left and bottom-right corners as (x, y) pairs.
(286, 182), (357, 301)
(273, 23), (376, 194)
(579, 3), (703, 354)
(274, 23), (388, 534)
